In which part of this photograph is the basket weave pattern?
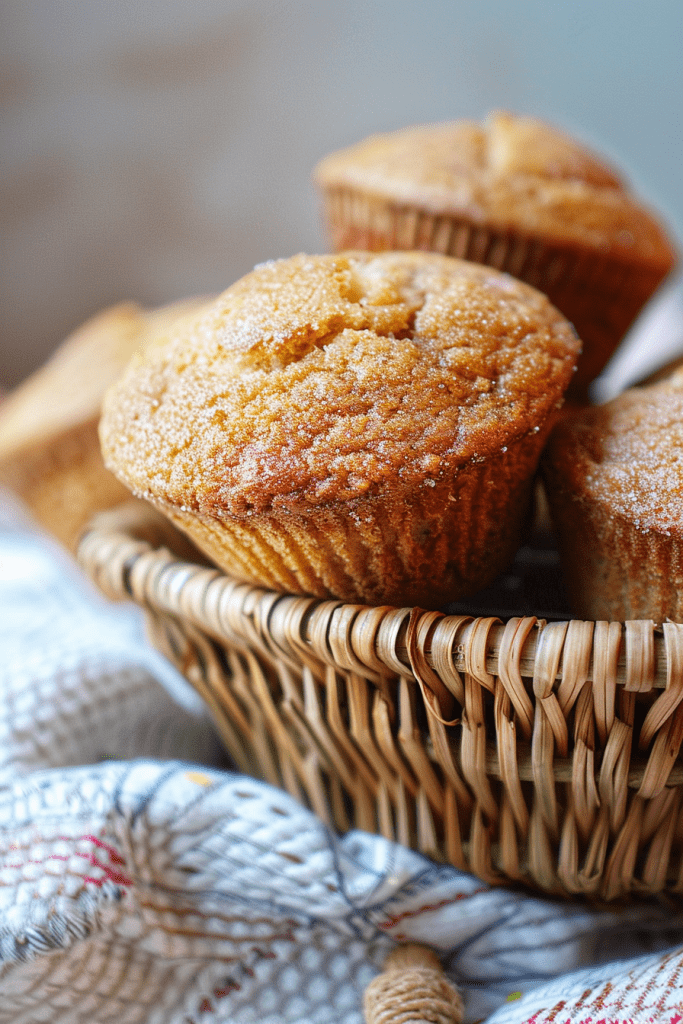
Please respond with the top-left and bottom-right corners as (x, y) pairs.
(79, 508), (683, 902)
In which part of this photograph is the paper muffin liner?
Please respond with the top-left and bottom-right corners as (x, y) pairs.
(541, 468), (683, 622)
(159, 428), (551, 610)
(319, 185), (667, 398)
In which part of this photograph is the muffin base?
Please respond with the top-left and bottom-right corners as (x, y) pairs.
(541, 471), (683, 622)
(158, 431), (549, 609)
(319, 186), (667, 398)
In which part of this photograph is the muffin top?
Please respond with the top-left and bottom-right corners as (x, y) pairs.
(100, 250), (580, 518)
(545, 377), (683, 537)
(314, 112), (677, 270)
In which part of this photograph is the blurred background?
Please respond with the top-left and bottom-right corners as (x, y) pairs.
(2, 0), (682, 388)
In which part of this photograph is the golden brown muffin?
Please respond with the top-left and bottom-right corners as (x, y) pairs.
(314, 111), (678, 398)
(0, 296), (209, 551)
(100, 251), (580, 608)
(542, 377), (683, 621)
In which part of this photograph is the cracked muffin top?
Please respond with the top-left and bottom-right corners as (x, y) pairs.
(100, 250), (580, 518)
(314, 112), (677, 270)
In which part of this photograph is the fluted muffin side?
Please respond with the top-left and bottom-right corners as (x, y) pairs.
(101, 251), (580, 606)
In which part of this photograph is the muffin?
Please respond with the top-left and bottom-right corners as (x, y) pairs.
(0, 296), (208, 551)
(100, 251), (579, 608)
(313, 111), (678, 397)
(542, 375), (683, 621)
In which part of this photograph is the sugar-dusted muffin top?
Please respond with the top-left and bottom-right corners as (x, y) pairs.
(100, 251), (580, 518)
(314, 111), (677, 270)
(545, 379), (683, 537)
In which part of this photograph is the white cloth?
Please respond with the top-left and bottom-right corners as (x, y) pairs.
(590, 276), (683, 401)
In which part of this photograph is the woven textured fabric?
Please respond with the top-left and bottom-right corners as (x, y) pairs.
(485, 946), (683, 1023)
(0, 492), (222, 784)
(3, 762), (683, 1024)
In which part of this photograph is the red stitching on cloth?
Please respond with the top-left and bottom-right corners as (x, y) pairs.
(213, 982), (241, 997)
(79, 835), (127, 865)
(519, 1009), (678, 1023)
(378, 888), (489, 929)
(2, 836), (133, 887)
(195, 950), (282, 1018)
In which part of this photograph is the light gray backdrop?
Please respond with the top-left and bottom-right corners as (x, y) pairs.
(1, 0), (681, 387)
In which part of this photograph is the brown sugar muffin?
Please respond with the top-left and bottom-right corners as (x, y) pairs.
(313, 111), (678, 397)
(0, 296), (209, 551)
(542, 377), (683, 621)
(100, 251), (580, 608)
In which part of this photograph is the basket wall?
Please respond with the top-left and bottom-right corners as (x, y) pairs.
(79, 510), (683, 902)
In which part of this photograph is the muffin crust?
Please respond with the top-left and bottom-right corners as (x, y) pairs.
(543, 380), (683, 620)
(102, 251), (579, 519)
(314, 112), (676, 269)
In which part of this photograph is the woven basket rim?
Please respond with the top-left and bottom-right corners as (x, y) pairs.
(77, 501), (680, 698)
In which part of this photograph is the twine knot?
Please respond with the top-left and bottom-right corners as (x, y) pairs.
(363, 943), (464, 1024)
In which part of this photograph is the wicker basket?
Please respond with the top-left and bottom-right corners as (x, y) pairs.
(78, 502), (683, 903)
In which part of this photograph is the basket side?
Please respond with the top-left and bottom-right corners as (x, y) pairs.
(78, 508), (683, 901)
